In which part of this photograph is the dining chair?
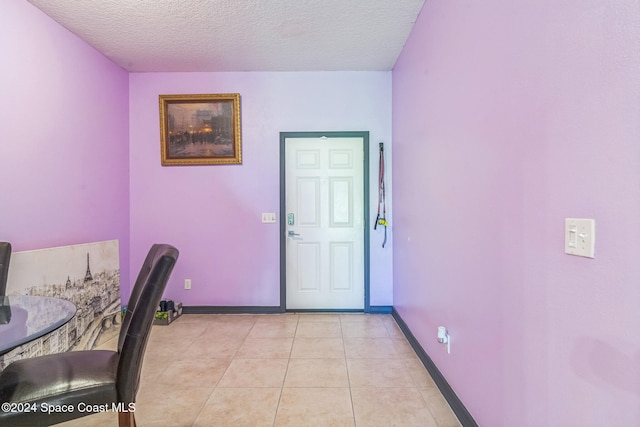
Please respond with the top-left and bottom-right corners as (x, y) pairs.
(0, 243), (179, 427)
(0, 242), (11, 296)
(118, 243), (165, 353)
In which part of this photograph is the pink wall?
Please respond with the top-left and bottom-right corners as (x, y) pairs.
(0, 1), (130, 286)
(128, 72), (392, 306)
(392, 1), (640, 425)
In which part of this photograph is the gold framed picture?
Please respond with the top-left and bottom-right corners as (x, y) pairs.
(159, 93), (242, 165)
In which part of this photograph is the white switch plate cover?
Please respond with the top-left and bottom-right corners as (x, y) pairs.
(565, 218), (595, 258)
(261, 212), (277, 223)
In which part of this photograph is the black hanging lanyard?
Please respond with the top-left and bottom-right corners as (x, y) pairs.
(374, 142), (388, 248)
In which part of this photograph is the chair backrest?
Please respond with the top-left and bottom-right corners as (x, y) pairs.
(116, 244), (178, 403)
(117, 244), (164, 352)
(0, 242), (11, 296)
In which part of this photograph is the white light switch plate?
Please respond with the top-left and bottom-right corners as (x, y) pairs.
(261, 212), (277, 223)
(565, 218), (595, 258)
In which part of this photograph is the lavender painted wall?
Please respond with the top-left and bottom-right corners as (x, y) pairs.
(129, 72), (392, 306)
(393, 1), (640, 425)
(0, 1), (130, 287)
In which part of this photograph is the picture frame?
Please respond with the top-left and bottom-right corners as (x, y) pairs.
(159, 93), (242, 165)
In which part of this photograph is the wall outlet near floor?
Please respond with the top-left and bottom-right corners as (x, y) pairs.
(184, 279), (192, 290)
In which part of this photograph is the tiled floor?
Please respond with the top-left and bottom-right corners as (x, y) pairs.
(61, 313), (461, 427)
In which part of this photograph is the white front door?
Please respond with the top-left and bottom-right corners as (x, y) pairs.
(285, 136), (365, 309)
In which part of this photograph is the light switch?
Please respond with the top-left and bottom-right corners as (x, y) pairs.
(261, 212), (277, 223)
(565, 218), (595, 258)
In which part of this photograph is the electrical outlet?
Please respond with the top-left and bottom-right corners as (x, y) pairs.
(184, 279), (191, 290)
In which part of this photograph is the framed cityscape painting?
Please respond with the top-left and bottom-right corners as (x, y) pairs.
(159, 93), (242, 165)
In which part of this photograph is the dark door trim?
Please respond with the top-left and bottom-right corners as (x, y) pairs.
(280, 131), (370, 312)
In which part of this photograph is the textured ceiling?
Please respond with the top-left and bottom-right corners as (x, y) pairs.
(27, 0), (425, 72)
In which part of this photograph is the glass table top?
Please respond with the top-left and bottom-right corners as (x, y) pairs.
(0, 295), (77, 355)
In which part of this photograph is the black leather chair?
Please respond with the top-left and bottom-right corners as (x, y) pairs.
(118, 243), (166, 354)
(0, 243), (179, 427)
(0, 242), (11, 296)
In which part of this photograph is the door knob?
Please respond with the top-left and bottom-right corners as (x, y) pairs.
(288, 230), (300, 237)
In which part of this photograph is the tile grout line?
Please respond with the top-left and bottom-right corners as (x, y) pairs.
(341, 316), (358, 426)
(194, 319), (253, 427)
(272, 314), (299, 427)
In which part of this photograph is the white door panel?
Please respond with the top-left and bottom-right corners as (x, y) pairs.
(286, 137), (364, 309)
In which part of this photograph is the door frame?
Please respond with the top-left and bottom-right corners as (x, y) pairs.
(280, 131), (371, 312)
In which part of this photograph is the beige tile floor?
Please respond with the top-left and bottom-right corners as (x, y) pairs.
(61, 313), (461, 427)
